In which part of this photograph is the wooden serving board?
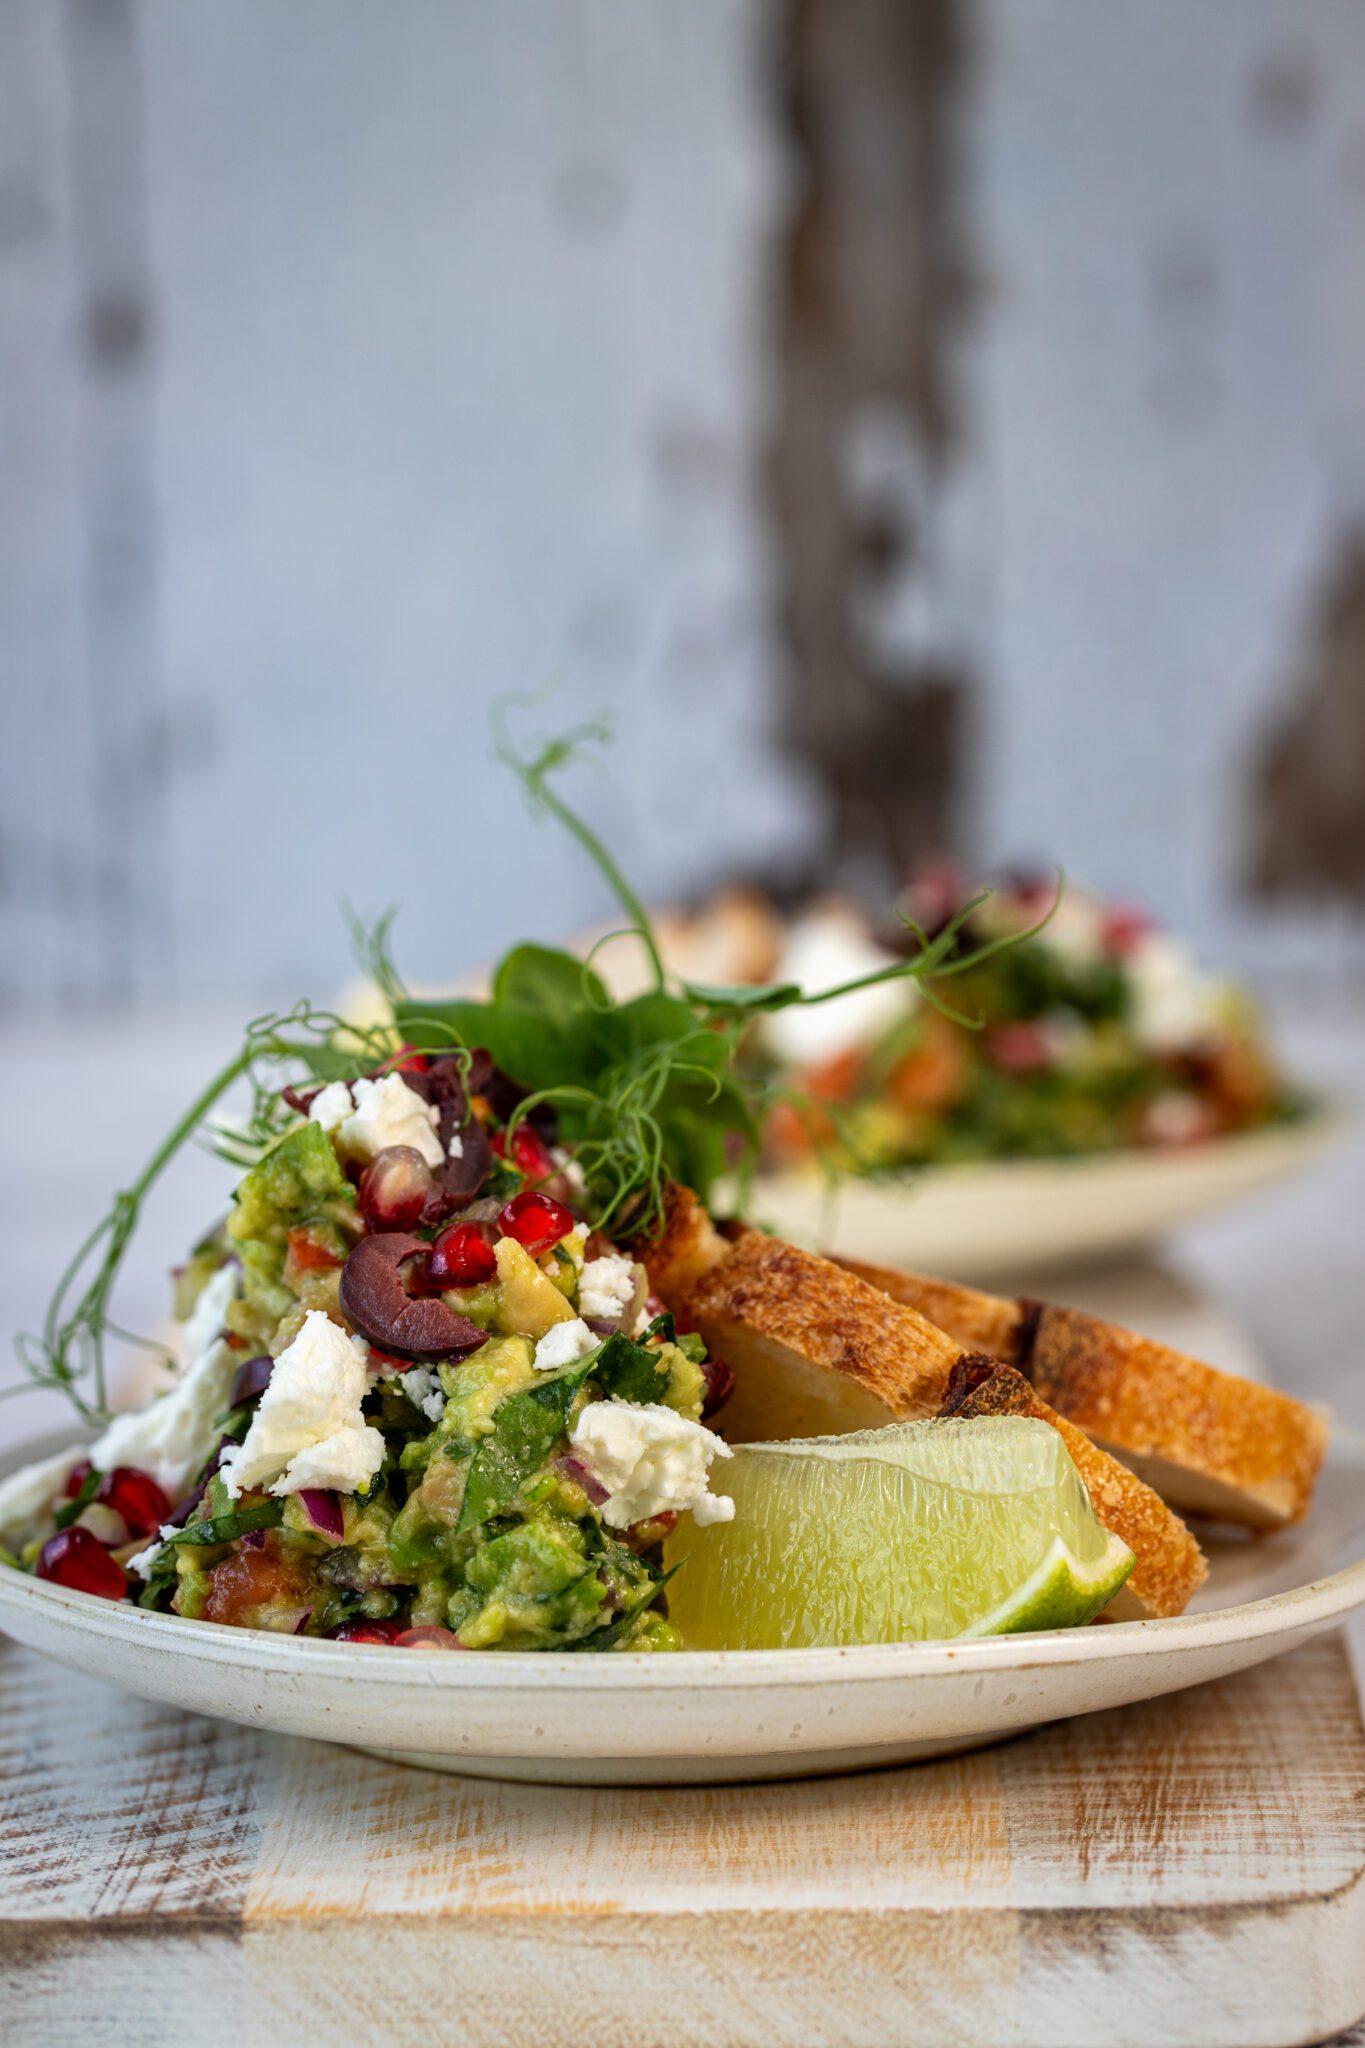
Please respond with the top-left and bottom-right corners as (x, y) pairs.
(2, 1631), (1363, 2048)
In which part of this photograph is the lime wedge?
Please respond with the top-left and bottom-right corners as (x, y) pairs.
(663, 1416), (1134, 1650)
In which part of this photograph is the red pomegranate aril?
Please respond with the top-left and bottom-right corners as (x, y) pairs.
(497, 1189), (574, 1256)
(396, 1625), (463, 1651)
(428, 1219), (498, 1288)
(492, 1123), (555, 1183)
(358, 1146), (435, 1231)
(95, 1466), (173, 1541)
(64, 1458), (94, 1500)
(329, 1618), (404, 1644)
(37, 1526), (128, 1601)
(230, 1353), (275, 1407)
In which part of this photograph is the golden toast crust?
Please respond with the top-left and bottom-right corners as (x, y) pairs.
(639, 1187), (1207, 1618)
(941, 1360), (1208, 1619)
(839, 1257), (1327, 1530)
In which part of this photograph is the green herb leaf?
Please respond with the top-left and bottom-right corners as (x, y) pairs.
(52, 1465), (100, 1530)
(169, 1499), (285, 1548)
(679, 981), (803, 1013)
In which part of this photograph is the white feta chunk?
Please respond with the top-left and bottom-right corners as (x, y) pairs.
(307, 1081), (355, 1133)
(578, 1253), (638, 1324)
(392, 1364), (446, 1423)
(569, 1399), (734, 1530)
(125, 1522), (181, 1581)
(219, 1310), (382, 1499)
(1127, 933), (1225, 1054)
(447, 1130), (464, 1160)
(533, 1318), (600, 1373)
(762, 906), (909, 1068)
(338, 1072), (444, 1169)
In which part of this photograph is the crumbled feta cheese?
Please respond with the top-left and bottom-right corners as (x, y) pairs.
(92, 1264), (244, 1496)
(533, 1318), (600, 1373)
(1127, 934), (1224, 1054)
(1036, 892), (1106, 966)
(275, 1426), (385, 1494)
(762, 906), (909, 1067)
(447, 1130), (464, 1160)
(308, 1081), (355, 1133)
(578, 1253), (638, 1324)
(180, 1261), (240, 1365)
(220, 1310), (383, 1498)
(393, 1364), (446, 1423)
(337, 1073), (444, 1169)
(0, 1446), (85, 1544)
(569, 1400), (734, 1529)
(125, 1522), (181, 1581)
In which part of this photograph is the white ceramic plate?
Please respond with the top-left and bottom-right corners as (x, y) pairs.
(1, 1420), (1362, 1786)
(748, 1105), (1347, 1283)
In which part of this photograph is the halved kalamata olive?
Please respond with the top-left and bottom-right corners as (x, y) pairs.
(405, 1056), (493, 1218)
(358, 1145), (434, 1230)
(280, 1081), (325, 1116)
(95, 1466), (172, 1540)
(339, 1234), (489, 1363)
(230, 1355), (275, 1407)
(701, 1356), (736, 1421)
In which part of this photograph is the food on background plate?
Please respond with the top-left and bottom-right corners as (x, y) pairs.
(594, 868), (1306, 1172)
(0, 714), (1327, 1654)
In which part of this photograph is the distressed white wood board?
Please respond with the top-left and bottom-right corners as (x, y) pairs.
(0, 1629), (1362, 2048)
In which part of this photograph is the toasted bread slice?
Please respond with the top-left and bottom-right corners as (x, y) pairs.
(641, 1187), (1205, 1617)
(939, 1359), (1207, 1622)
(840, 1259), (1327, 1531)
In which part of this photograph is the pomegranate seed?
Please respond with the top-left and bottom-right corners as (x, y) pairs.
(396, 1625), (463, 1651)
(358, 1146), (435, 1231)
(64, 1458), (94, 1500)
(390, 1046), (429, 1075)
(989, 1022), (1053, 1074)
(497, 1189), (574, 1256)
(1103, 903), (1153, 957)
(96, 1466), (172, 1540)
(230, 1354), (275, 1407)
(428, 1219), (498, 1288)
(492, 1123), (555, 1182)
(329, 1618), (404, 1644)
(37, 1526), (128, 1600)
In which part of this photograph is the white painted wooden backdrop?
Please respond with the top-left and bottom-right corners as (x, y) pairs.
(5, 0), (1365, 1004)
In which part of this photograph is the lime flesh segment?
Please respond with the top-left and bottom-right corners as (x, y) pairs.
(663, 1416), (1135, 1651)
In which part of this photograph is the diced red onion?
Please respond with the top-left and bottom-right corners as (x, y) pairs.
(396, 1626), (464, 1651)
(298, 1489), (345, 1540)
(292, 1609), (314, 1634)
(230, 1354), (275, 1407)
(555, 1454), (609, 1506)
(583, 1316), (619, 1337)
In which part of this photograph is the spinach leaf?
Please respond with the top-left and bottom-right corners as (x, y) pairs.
(458, 1371), (589, 1532)
(567, 1562), (682, 1652)
(168, 1499), (284, 1548)
(591, 1330), (670, 1406)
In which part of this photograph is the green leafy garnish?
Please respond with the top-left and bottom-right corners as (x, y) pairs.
(52, 1466), (100, 1531)
(166, 1500), (285, 1549)
(15, 697), (1053, 1425)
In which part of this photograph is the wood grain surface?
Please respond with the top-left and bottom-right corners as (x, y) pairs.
(2, 1629), (1363, 2048)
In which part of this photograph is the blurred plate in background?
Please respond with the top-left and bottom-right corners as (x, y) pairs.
(748, 1102), (1347, 1283)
